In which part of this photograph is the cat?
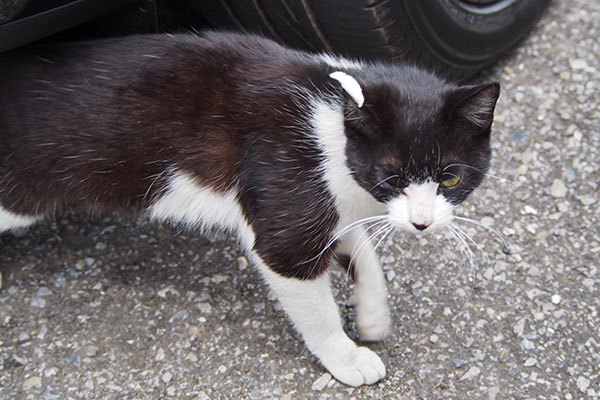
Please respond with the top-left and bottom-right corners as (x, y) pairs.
(0, 31), (499, 387)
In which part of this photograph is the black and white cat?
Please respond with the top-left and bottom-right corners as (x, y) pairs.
(0, 31), (499, 386)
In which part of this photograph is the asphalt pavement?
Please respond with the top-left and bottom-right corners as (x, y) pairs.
(1, 0), (599, 398)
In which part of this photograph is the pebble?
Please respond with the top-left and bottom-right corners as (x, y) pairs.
(157, 286), (180, 298)
(577, 376), (590, 393)
(551, 294), (561, 304)
(488, 386), (500, 400)
(22, 376), (42, 391)
(513, 318), (527, 338)
(85, 345), (99, 357)
(550, 179), (567, 198)
(524, 358), (537, 367)
(460, 366), (480, 381)
(238, 256), (249, 270)
(30, 297), (46, 308)
(36, 287), (52, 297)
(312, 373), (332, 391)
(162, 371), (173, 384)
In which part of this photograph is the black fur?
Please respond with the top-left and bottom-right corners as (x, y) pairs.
(0, 31), (499, 279)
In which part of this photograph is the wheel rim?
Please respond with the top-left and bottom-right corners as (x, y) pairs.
(454, 0), (519, 15)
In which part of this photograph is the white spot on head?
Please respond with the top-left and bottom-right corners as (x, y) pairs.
(329, 71), (364, 108)
(386, 182), (454, 233)
(320, 54), (364, 71)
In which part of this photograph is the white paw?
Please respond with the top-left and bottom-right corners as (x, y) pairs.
(357, 304), (391, 342)
(319, 338), (386, 387)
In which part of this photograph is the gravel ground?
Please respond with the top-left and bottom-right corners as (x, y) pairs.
(1, 1), (599, 399)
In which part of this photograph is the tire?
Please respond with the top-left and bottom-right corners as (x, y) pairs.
(191, 0), (549, 81)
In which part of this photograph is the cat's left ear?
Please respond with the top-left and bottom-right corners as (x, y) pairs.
(447, 82), (500, 132)
(329, 71), (364, 108)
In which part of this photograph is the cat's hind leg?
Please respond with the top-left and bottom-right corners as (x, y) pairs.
(0, 204), (41, 232)
(251, 253), (386, 387)
(337, 227), (391, 341)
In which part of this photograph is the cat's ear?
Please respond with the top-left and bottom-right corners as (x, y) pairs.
(447, 82), (500, 132)
(329, 71), (364, 108)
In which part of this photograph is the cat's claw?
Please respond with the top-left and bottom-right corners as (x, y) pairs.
(319, 341), (386, 387)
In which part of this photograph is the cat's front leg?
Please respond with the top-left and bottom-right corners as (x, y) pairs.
(251, 253), (386, 387)
(337, 227), (391, 341)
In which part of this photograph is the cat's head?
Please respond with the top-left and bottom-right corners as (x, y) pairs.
(331, 68), (500, 233)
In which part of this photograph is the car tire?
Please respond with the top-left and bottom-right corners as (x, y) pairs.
(192, 0), (549, 81)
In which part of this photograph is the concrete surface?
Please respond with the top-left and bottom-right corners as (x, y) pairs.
(1, 0), (599, 398)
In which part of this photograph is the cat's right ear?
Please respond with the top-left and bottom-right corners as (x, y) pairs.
(447, 82), (500, 132)
(329, 71), (365, 108)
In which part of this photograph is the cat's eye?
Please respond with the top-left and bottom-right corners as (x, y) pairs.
(441, 174), (461, 188)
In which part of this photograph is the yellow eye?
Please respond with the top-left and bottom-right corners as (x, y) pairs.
(441, 174), (461, 188)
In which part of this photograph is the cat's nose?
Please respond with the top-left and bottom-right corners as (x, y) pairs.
(412, 222), (429, 231)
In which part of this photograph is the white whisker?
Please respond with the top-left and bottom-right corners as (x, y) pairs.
(452, 215), (510, 253)
(346, 222), (393, 281)
(447, 224), (475, 278)
(296, 215), (388, 268)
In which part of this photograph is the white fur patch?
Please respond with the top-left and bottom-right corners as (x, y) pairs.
(387, 182), (454, 232)
(251, 251), (385, 386)
(329, 71), (364, 108)
(309, 100), (382, 228)
(0, 205), (41, 232)
(148, 171), (255, 250)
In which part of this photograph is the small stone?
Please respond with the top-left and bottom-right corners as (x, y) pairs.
(488, 386), (500, 400)
(523, 205), (538, 215)
(23, 376), (42, 391)
(238, 256), (249, 270)
(563, 168), (577, 182)
(513, 317), (527, 337)
(157, 286), (180, 298)
(169, 310), (189, 323)
(36, 287), (52, 297)
(550, 179), (567, 198)
(582, 278), (595, 288)
(551, 294), (561, 304)
(569, 58), (594, 72)
(185, 352), (198, 362)
(483, 267), (495, 280)
(30, 297), (46, 308)
(579, 196), (596, 206)
(511, 129), (527, 142)
(524, 358), (537, 367)
(161, 371), (173, 383)
(429, 334), (439, 343)
(386, 270), (396, 282)
(460, 366), (480, 381)
(197, 392), (210, 400)
(210, 274), (229, 284)
(312, 373), (332, 391)
(156, 348), (166, 361)
(85, 345), (99, 357)
(167, 386), (176, 396)
(196, 302), (212, 314)
(84, 257), (96, 266)
(577, 376), (590, 393)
